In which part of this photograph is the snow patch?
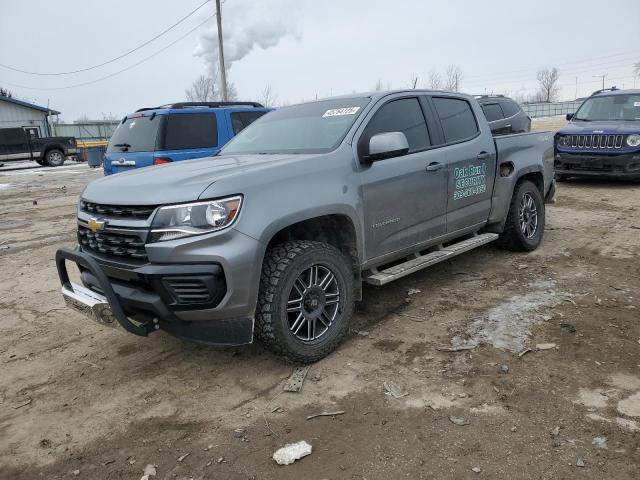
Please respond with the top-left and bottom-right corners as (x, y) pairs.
(617, 392), (640, 418)
(453, 280), (565, 352)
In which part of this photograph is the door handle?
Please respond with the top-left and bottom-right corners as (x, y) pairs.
(426, 162), (443, 172)
(476, 152), (491, 160)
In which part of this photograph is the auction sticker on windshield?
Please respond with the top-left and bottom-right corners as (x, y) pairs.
(323, 107), (360, 117)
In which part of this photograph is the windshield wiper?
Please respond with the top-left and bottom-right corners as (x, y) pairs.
(114, 143), (131, 148)
(573, 117), (590, 122)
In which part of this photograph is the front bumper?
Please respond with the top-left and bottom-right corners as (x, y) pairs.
(555, 152), (640, 179)
(56, 237), (261, 345)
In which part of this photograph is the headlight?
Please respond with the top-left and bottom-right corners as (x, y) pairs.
(150, 195), (242, 242)
(626, 134), (640, 148)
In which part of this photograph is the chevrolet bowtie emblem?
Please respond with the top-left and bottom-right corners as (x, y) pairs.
(88, 218), (106, 233)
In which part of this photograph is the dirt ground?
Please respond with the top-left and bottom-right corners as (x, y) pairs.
(1, 161), (639, 480)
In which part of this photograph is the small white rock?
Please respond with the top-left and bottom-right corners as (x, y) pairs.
(71, 470), (80, 477)
(536, 343), (557, 351)
(592, 436), (607, 449)
(273, 441), (313, 465)
(407, 288), (421, 296)
(471, 466), (481, 473)
(177, 453), (190, 462)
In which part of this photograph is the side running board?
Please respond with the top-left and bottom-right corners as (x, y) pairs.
(364, 233), (499, 286)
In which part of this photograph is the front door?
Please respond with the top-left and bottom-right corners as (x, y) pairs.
(430, 96), (496, 233)
(359, 97), (447, 260)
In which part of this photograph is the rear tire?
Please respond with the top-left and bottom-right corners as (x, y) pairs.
(497, 180), (545, 252)
(255, 240), (354, 363)
(45, 149), (65, 167)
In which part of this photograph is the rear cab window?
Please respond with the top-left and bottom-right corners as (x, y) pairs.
(432, 97), (479, 144)
(161, 112), (218, 150)
(481, 103), (504, 122)
(359, 97), (430, 156)
(231, 111), (267, 134)
(107, 115), (161, 153)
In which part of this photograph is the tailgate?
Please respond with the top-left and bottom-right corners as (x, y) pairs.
(104, 151), (154, 175)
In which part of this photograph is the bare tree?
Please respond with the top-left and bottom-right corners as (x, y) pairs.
(536, 67), (560, 103)
(261, 85), (278, 107)
(185, 74), (218, 102)
(101, 112), (118, 121)
(226, 81), (238, 101)
(634, 61), (640, 79)
(0, 87), (12, 98)
(444, 65), (463, 92)
(427, 69), (442, 90)
(373, 79), (392, 91)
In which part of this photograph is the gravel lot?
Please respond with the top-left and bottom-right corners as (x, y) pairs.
(1, 162), (639, 479)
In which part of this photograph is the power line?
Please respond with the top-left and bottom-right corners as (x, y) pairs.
(0, 0), (211, 76)
(1, 14), (215, 91)
(463, 49), (640, 81)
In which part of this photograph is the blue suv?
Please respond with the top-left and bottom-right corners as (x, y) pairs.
(555, 88), (640, 180)
(104, 102), (271, 175)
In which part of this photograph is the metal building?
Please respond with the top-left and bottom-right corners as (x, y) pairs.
(0, 96), (60, 138)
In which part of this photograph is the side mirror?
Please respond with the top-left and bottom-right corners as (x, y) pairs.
(365, 132), (409, 162)
(566, 113), (574, 121)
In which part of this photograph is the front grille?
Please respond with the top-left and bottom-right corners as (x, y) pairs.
(80, 200), (156, 220)
(162, 277), (213, 305)
(563, 134), (624, 149)
(78, 225), (147, 261)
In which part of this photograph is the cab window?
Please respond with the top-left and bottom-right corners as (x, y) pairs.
(359, 98), (430, 156)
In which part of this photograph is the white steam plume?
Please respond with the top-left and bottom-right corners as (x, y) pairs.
(193, 0), (300, 74)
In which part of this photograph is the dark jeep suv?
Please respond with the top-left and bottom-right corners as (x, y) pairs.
(475, 95), (531, 135)
(555, 88), (640, 180)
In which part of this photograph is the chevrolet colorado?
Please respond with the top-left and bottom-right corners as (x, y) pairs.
(56, 90), (555, 362)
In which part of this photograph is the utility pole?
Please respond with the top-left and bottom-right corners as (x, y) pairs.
(574, 76), (578, 100)
(215, 0), (228, 102)
(592, 74), (606, 91)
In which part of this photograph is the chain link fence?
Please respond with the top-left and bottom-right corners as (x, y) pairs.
(521, 100), (584, 118)
(52, 121), (119, 141)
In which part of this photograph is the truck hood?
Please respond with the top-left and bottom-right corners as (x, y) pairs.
(82, 153), (315, 205)
(559, 120), (640, 135)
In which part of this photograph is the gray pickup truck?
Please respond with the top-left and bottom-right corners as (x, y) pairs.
(56, 90), (555, 362)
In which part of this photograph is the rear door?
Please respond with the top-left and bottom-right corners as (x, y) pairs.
(358, 96), (448, 260)
(429, 96), (496, 233)
(155, 111), (220, 162)
(104, 114), (162, 175)
(500, 99), (530, 133)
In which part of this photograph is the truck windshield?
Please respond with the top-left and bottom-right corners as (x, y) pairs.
(573, 94), (640, 121)
(107, 115), (161, 153)
(221, 98), (370, 154)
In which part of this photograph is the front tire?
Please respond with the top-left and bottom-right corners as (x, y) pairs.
(255, 240), (354, 363)
(45, 149), (65, 167)
(497, 180), (545, 251)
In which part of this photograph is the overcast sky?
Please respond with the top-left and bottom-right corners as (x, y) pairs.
(1, 0), (639, 121)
